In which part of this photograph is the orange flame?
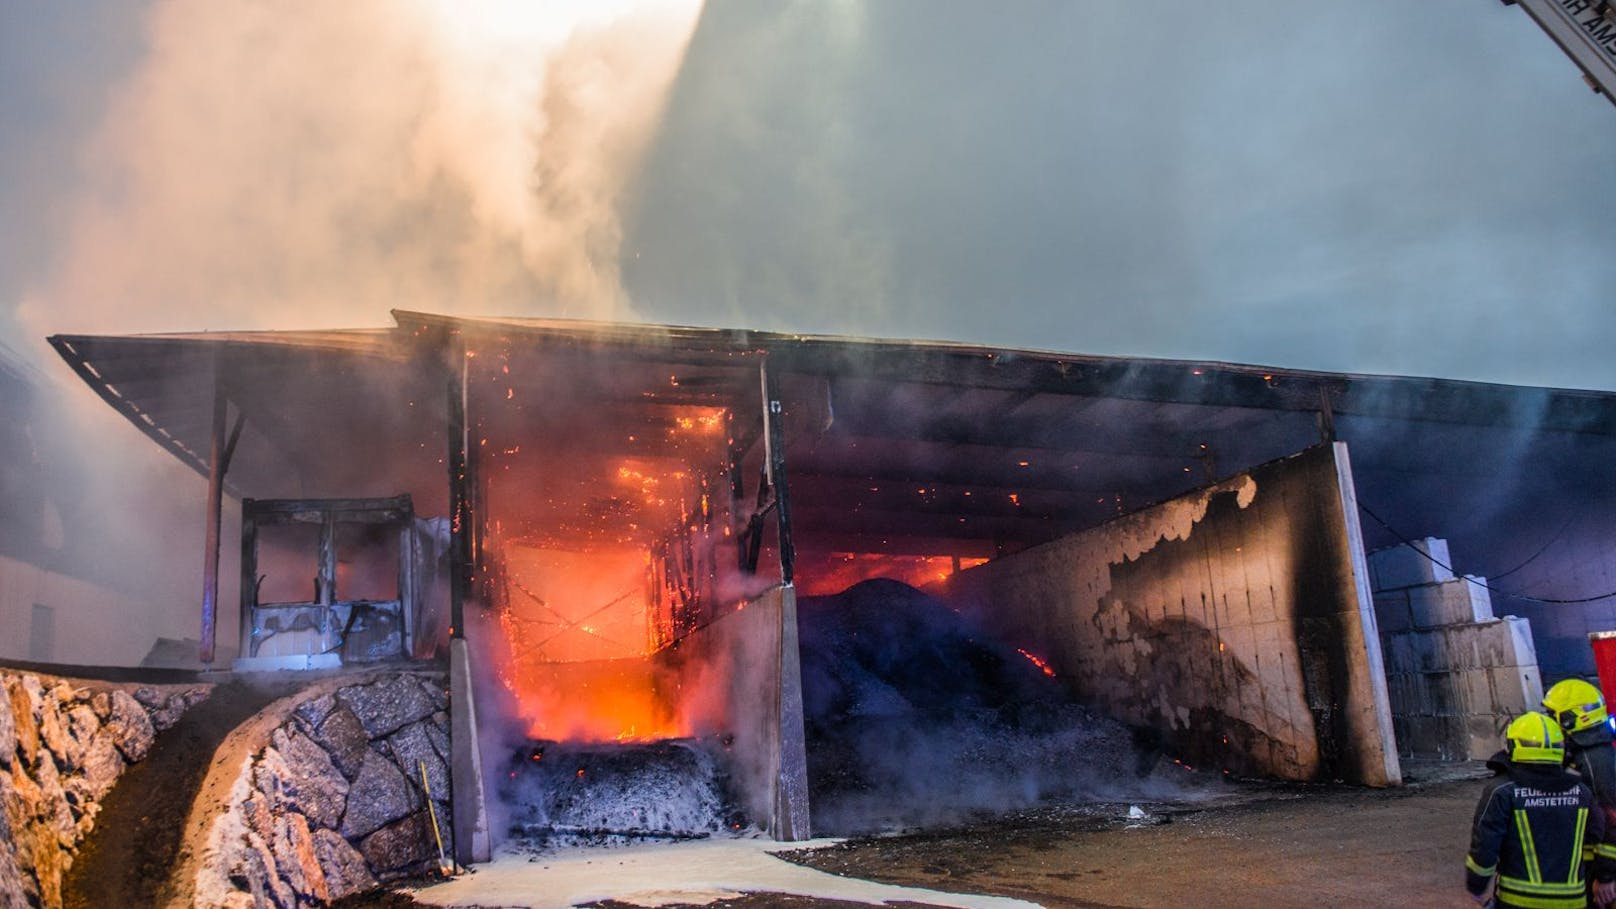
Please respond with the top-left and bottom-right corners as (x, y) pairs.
(491, 545), (691, 743)
(795, 552), (988, 596)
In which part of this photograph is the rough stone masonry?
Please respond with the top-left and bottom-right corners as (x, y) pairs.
(185, 671), (452, 909)
(0, 670), (210, 909)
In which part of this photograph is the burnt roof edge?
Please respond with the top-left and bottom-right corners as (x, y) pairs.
(47, 334), (214, 481)
(51, 313), (1616, 437)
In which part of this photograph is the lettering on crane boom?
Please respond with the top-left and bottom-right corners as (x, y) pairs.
(1558, 0), (1616, 63)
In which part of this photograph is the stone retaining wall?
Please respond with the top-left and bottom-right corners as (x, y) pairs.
(0, 671), (210, 909)
(191, 671), (452, 908)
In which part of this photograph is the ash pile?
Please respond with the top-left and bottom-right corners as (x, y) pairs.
(800, 579), (1164, 835)
(497, 738), (744, 848)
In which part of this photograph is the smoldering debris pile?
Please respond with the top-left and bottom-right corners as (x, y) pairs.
(498, 738), (743, 847)
(798, 579), (1164, 835)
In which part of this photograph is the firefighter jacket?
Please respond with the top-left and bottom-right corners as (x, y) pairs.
(1467, 758), (1616, 908)
(1567, 726), (1616, 816)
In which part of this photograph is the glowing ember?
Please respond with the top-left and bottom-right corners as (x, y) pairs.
(672, 411), (724, 433)
(1016, 648), (1056, 677)
(795, 553), (988, 597)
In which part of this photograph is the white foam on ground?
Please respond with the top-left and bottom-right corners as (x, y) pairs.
(406, 837), (1042, 908)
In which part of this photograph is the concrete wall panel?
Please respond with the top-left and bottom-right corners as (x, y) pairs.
(1369, 539), (1455, 590)
(941, 444), (1398, 785)
(1378, 616), (1541, 759)
(658, 586), (810, 839)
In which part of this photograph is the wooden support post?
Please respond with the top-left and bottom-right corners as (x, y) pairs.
(758, 360), (810, 840)
(1318, 384), (1338, 443)
(398, 512), (416, 659)
(447, 350), (471, 639)
(443, 341), (492, 863)
(199, 383), (242, 665)
(473, 444), (489, 599)
(239, 503), (258, 659)
(318, 512), (336, 655)
(727, 409), (749, 571)
(761, 360), (795, 585)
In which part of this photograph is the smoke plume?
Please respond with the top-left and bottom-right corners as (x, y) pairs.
(1, 0), (703, 666)
(20, 0), (702, 338)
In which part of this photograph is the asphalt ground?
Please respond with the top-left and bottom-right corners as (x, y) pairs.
(388, 761), (1492, 908)
(779, 767), (1489, 909)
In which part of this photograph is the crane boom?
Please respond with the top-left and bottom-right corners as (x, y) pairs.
(1507, 0), (1616, 105)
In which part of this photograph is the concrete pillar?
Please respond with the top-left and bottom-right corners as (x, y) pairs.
(449, 638), (491, 864)
(771, 585), (811, 840)
(1329, 441), (1403, 786)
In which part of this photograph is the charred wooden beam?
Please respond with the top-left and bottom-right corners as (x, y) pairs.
(785, 449), (1198, 497)
(784, 473), (1098, 521)
(822, 400), (1231, 461)
(447, 349), (472, 640)
(243, 495), (413, 522)
(762, 360), (795, 585)
(790, 529), (1000, 559)
(1318, 385), (1338, 442)
(789, 502), (1071, 544)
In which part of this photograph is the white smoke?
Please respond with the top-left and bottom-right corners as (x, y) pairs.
(20, 0), (703, 338)
(2, 0), (704, 666)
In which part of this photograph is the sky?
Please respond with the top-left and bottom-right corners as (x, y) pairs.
(3, 0), (1616, 392)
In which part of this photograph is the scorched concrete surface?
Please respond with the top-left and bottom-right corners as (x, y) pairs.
(401, 765), (1484, 908)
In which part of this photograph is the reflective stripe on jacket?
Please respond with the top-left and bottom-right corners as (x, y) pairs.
(1466, 761), (1614, 909)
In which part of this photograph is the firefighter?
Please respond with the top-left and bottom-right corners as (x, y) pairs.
(1544, 679), (1616, 814)
(1466, 712), (1616, 907)
(1544, 678), (1616, 907)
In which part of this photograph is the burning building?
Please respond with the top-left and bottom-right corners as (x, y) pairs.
(46, 312), (1616, 862)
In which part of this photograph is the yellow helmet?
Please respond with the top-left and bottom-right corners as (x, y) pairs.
(1542, 678), (1609, 733)
(1507, 712), (1566, 765)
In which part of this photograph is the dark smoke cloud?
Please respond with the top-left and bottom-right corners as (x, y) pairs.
(623, 1), (1616, 392)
